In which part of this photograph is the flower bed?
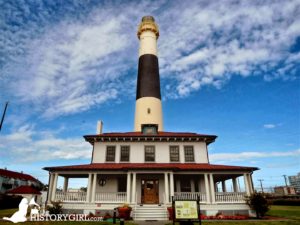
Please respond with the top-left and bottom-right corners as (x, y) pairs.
(200, 214), (249, 220)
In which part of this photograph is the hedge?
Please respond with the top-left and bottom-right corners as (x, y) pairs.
(272, 199), (300, 206)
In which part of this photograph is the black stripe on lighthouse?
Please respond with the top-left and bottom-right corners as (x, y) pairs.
(136, 54), (161, 100)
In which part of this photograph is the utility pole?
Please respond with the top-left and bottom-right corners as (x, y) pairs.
(258, 179), (264, 193)
(0, 102), (8, 132)
(283, 175), (288, 187)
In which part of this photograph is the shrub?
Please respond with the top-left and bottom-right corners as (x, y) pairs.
(246, 192), (270, 218)
(47, 201), (63, 214)
(272, 199), (300, 206)
(0, 195), (23, 209)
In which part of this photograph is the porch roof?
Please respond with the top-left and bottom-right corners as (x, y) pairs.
(43, 163), (258, 172)
(84, 131), (217, 145)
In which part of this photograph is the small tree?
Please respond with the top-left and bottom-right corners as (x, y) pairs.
(246, 192), (270, 218)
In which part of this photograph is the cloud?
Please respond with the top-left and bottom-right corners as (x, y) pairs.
(263, 124), (276, 129)
(0, 124), (91, 163)
(1, 0), (300, 117)
(159, 0), (300, 97)
(210, 149), (300, 164)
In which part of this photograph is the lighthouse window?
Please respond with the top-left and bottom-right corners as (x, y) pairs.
(106, 146), (116, 162)
(120, 146), (130, 162)
(170, 146), (180, 162)
(184, 146), (194, 162)
(147, 108), (151, 114)
(145, 146), (155, 162)
(142, 124), (158, 134)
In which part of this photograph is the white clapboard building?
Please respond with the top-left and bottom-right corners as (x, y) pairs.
(44, 16), (258, 220)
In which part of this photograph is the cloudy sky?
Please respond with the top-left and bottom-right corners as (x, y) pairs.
(1, 0), (299, 189)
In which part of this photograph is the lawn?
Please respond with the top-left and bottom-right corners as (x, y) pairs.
(165, 205), (300, 225)
(0, 205), (299, 225)
(0, 208), (18, 217)
(267, 205), (300, 221)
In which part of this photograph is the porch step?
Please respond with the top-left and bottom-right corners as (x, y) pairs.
(133, 204), (168, 221)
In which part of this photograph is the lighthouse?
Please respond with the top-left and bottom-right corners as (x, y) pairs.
(134, 16), (163, 132)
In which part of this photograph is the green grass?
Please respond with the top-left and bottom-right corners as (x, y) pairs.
(165, 205), (300, 225)
(1, 205), (300, 225)
(0, 208), (137, 225)
(267, 205), (300, 221)
(0, 208), (18, 217)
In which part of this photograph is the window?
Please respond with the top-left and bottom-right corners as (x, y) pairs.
(142, 124), (158, 134)
(184, 146), (194, 162)
(120, 146), (130, 162)
(145, 146), (155, 162)
(170, 146), (180, 162)
(106, 146), (116, 162)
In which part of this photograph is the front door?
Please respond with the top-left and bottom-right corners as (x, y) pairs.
(141, 179), (159, 204)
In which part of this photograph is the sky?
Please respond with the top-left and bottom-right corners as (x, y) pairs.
(0, 0), (300, 190)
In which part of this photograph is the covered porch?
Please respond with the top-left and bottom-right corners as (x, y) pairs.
(47, 169), (255, 206)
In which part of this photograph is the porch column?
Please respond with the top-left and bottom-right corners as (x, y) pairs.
(209, 173), (215, 203)
(86, 173), (92, 202)
(248, 174), (254, 194)
(91, 173), (97, 202)
(63, 177), (68, 192)
(204, 174), (210, 203)
(164, 172), (169, 203)
(126, 172), (131, 203)
(48, 173), (54, 202)
(131, 172), (136, 203)
(51, 173), (58, 201)
(222, 181), (227, 192)
(244, 173), (250, 195)
(169, 172), (174, 198)
(232, 177), (239, 192)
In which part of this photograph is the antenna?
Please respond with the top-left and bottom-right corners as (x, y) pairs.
(0, 102), (9, 132)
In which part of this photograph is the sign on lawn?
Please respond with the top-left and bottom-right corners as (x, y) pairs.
(175, 200), (198, 219)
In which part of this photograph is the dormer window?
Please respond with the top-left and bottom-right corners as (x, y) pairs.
(142, 124), (158, 135)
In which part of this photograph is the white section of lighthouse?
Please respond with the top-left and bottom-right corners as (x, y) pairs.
(134, 16), (163, 132)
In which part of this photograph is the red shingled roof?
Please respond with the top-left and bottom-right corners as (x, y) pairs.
(0, 169), (38, 182)
(6, 185), (41, 195)
(44, 163), (258, 172)
(90, 131), (216, 137)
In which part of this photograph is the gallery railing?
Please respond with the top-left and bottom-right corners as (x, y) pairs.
(215, 192), (246, 203)
(55, 191), (86, 202)
(95, 192), (127, 203)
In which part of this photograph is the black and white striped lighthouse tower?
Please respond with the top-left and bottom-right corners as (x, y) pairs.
(134, 16), (163, 132)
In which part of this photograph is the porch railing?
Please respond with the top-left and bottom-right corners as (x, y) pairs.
(215, 192), (246, 203)
(174, 192), (206, 202)
(95, 192), (127, 203)
(55, 191), (86, 202)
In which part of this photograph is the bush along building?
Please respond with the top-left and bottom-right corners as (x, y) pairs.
(44, 16), (258, 220)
